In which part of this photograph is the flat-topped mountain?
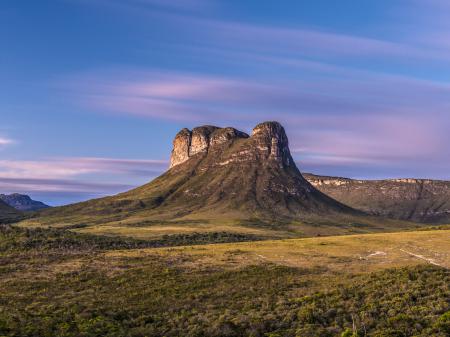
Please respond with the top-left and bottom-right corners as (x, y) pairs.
(304, 173), (450, 223)
(27, 122), (417, 238)
(0, 193), (50, 211)
(37, 122), (354, 222)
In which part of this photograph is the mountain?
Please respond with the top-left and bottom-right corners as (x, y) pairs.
(0, 199), (22, 223)
(27, 121), (418, 238)
(36, 122), (353, 221)
(0, 193), (50, 211)
(304, 173), (450, 223)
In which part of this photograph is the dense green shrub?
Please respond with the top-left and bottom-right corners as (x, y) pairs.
(0, 225), (261, 252)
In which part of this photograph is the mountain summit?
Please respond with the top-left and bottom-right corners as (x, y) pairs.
(169, 122), (290, 169)
(162, 121), (352, 218)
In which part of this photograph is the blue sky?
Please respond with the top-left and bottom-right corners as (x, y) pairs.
(1, 0), (450, 205)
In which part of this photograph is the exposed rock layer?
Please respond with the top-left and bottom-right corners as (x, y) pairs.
(170, 126), (250, 168)
(304, 173), (450, 223)
(170, 122), (292, 169)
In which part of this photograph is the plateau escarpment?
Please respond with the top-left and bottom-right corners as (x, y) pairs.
(304, 173), (450, 223)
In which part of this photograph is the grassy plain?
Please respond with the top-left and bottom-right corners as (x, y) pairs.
(18, 212), (424, 241)
(0, 225), (448, 336)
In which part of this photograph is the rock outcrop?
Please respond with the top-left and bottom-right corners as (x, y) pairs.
(170, 125), (248, 168)
(169, 122), (291, 169)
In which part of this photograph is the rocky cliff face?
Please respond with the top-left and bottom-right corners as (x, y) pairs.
(170, 126), (249, 168)
(170, 122), (292, 170)
(0, 194), (50, 211)
(304, 173), (450, 223)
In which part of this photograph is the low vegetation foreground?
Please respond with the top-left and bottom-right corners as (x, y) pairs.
(0, 225), (448, 337)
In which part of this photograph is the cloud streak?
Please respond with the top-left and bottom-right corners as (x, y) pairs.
(0, 157), (168, 205)
(62, 68), (450, 124)
(0, 137), (14, 147)
(0, 157), (167, 179)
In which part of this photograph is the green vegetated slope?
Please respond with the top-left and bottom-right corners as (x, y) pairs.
(19, 122), (423, 239)
(305, 173), (450, 223)
(0, 200), (22, 224)
(0, 226), (448, 336)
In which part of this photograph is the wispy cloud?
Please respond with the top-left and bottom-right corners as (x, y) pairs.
(0, 177), (133, 193)
(199, 20), (427, 60)
(291, 116), (443, 165)
(0, 157), (167, 179)
(0, 137), (14, 147)
(61, 68), (450, 122)
(72, 0), (450, 64)
(0, 157), (168, 204)
(0, 177), (135, 207)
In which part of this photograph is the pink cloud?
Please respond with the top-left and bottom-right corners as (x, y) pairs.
(61, 68), (450, 123)
(0, 157), (167, 179)
(0, 137), (14, 147)
(290, 114), (446, 170)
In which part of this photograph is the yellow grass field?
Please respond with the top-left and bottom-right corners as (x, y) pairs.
(105, 228), (449, 273)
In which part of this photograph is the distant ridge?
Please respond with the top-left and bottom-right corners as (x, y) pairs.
(0, 193), (50, 212)
(304, 173), (450, 223)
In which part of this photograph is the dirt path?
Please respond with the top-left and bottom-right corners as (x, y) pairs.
(400, 249), (447, 268)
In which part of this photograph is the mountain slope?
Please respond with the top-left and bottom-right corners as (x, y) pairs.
(0, 199), (22, 223)
(304, 173), (450, 223)
(0, 193), (50, 211)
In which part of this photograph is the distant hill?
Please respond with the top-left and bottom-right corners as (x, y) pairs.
(0, 194), (50, 211)
(26, 121), (416, 238)
(0, 199), (22, 223)
(304, 173), (450, 223)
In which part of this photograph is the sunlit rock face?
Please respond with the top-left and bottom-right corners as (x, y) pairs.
(249, 121), (291, 168)
(169, 128), (191, 168)
(169, 125), (248, 168)
(189, 126), (219, 156)
(169, 121), (292, 169)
